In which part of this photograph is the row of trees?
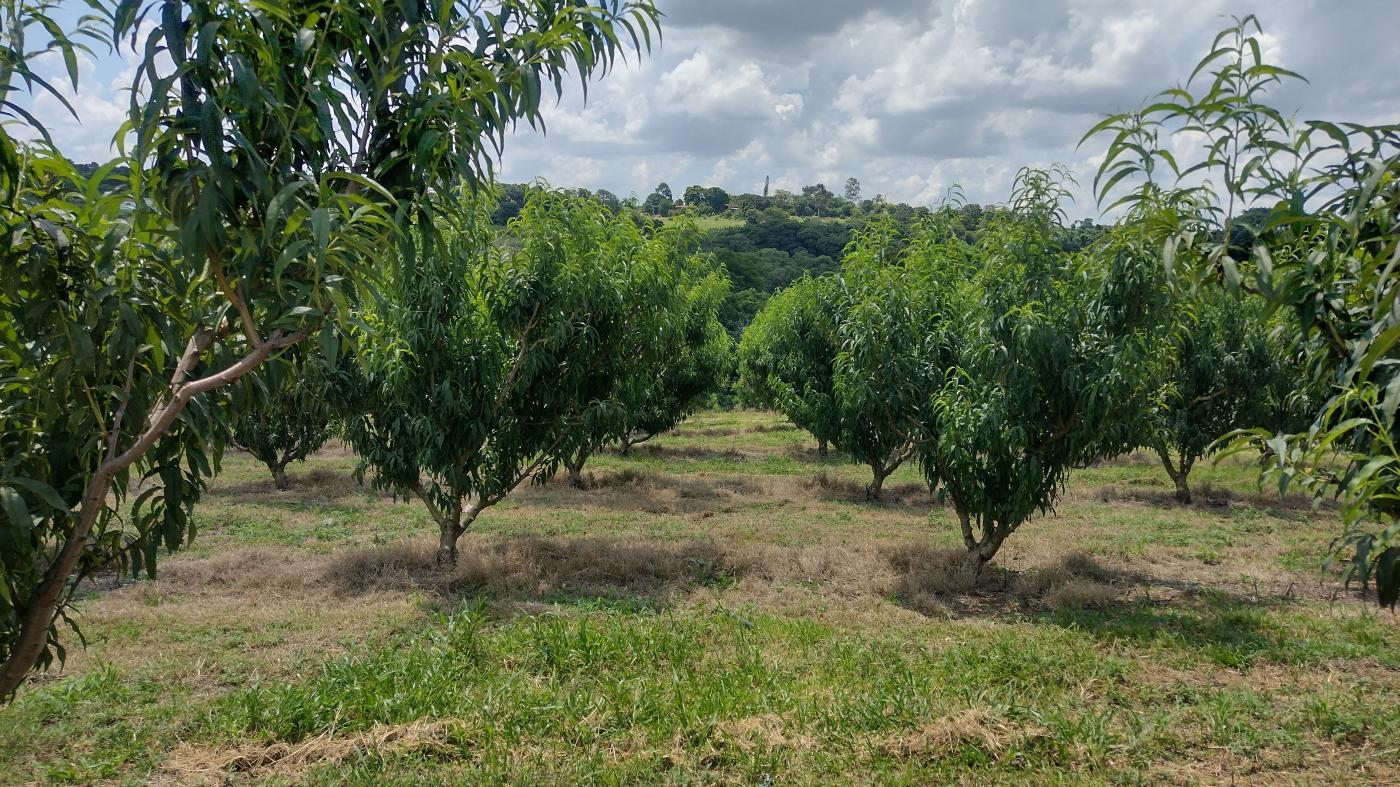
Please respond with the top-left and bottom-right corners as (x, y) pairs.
(743, 16), (1398, 602)
(225, 191), (732, 564)
(333, 193), (729, 565)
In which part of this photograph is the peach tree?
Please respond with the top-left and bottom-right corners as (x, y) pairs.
(563, 233), (733, 485)
(912, 169), (1167, 574)
(0, 0), (657, 698)
(337, 189), (677, 565)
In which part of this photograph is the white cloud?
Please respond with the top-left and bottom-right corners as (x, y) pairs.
(9, 1), (1398, 217)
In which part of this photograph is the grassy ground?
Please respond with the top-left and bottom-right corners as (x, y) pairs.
(1, 410), (1396, 785)
(660, 213), (746, 230)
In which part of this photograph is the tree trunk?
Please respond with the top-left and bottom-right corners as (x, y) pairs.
(817, 439), (828, 458)
(0, 325), (303, 700)
(954, 504), (1006, 579)
(434, 500), (483, 568)
(272, 464), (290, 491)
(436, 523), (460, 567)
(0, 468), (112, 699)
(567, 462), (586, 489)
(866, 465), (887, 502)
(619, 436), (633, 457)
(1155, 445), (1193, 505)
(1172, 472), (1192, 505)
(960, 546), (989, 577)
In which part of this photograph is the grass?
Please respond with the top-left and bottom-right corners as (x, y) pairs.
(1, 409), (1396, 785)
(660, 213), (746, 230)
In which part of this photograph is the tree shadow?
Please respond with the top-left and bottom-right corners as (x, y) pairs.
(205, 467), (378, 504)
(1092, 481), (1333, 516)
(620, 444), (753, 463)
(800, 471), (939, 512)
(319, 534), (745, 609)
(887, 547), (1313, 665)
(518, 469), (770, 515)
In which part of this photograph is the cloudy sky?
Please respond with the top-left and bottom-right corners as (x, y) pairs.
(15, 0), (1399, 217)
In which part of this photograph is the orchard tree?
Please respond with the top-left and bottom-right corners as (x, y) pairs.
(566, 248), (733, 482)
(914, 169), (1167, 575)
(0, 0), (658, 699)
(1088, 16), (1400, 605)
(738, 275), (841, 457)
(1141, 290), (1302, 504)
(835, 212), (973, 500)
(229, 353), (335, 490)
(340, 189), (677, 565)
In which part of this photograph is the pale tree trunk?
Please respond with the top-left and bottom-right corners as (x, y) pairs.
(0, 323), (309, 700)
(432, 498), (484, 568)
(817, 439), (828, 458)
(271, 463), (290, 491)
(1172, 472), (1192, 505)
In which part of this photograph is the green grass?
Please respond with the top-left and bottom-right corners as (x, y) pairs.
(661, 213), (746, 230)
(1, 409), (1396, 785)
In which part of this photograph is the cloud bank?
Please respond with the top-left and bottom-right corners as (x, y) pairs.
(13, 0), (1398, 216)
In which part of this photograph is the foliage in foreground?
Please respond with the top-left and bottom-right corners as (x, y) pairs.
(1087, 15), (1400, 605)
(0, 0), (659, 699)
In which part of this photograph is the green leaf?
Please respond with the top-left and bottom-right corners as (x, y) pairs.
(6, 478), (71, 513)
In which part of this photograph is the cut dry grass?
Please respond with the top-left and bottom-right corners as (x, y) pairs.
(160, 719), (464, 784)
(323, 534), (741, 602)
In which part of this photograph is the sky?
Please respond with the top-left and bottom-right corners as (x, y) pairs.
(13, 0), (1400, 217)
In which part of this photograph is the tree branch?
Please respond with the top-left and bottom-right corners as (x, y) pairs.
(209, 252), (263, 348)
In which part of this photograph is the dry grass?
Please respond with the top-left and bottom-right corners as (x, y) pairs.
(1092, 480), (1329, 512)
(877, 709), (1047, 761)
(801, 470), (933, 506)
(321, 535), (742, 602)
(160, 720), (463, 784)
(205, 467), (373, 503)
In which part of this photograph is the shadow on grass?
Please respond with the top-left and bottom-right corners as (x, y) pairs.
(1032, 594), (1289, 668)
(617, 444), (754, 463)
(518, 469), (769, 515)
(206, 467), (377, 504)
(320, 534), (745, 609)
(1093, 481), (1333, 515)
(801, 471), (939, 511)
(887, 548), (1306, 666)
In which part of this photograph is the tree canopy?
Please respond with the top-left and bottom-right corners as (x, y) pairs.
(339, 189), (680, 565)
